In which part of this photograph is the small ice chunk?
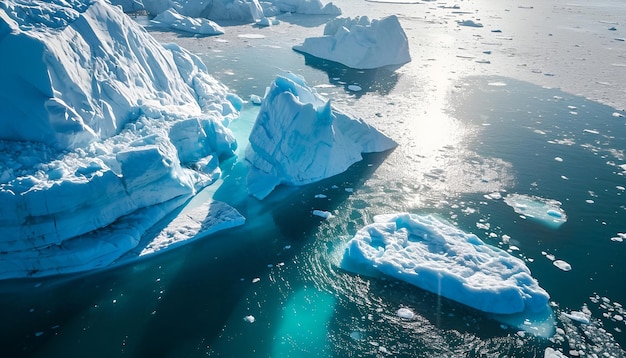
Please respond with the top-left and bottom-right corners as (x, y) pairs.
(314, 194), (328, 199)
(348, 85), (362, 92)
(484, 192), (502, 200)
(544, 347), (567, 358)
(553, 260), (572, 271)
(250, 94), (262, 105)
(396, 307), (415, 319)
(554, 157), (563, 162)
(562, 311), (589, 324)
(252, 277), (261, 283)
(313, 210), (334, 219)
(243, 315), (256, 323)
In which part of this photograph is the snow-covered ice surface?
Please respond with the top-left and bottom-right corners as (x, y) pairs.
(0, 0), (244, 278)
(245, 72), (397, 199)
(341, 213), (555, 336)
(293, 15), (411, 69)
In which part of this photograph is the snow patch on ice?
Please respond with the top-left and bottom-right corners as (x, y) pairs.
(553, 259), (572, 272)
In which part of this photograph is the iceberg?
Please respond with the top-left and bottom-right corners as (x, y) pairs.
(341, 213), (551, 315)
(150, 8), (225, 35)
(143, 0), (265, 23)
(245, 73), (397, 200)
(0, 0), (244, 279)
(293, 15), (411, 69)
(504, 194), (567, 229)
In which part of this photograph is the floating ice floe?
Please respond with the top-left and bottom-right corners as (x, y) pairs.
(397, 307), (415, 319)
(293, 15), (411, 69)
(561, 310), (590, 324)
(504, 194), (567, 229)
(457, 19), (483, 27)
(312, 210), (334, 219)
(150, 8), (225, 35)
(0, 0), (244, 279)
(245, 72), (397, 199)
(243, 315), (256, 323)
(341, 214), (551, 315)
(553, 260), (572, 272)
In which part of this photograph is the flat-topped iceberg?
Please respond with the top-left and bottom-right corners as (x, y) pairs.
(293, 15), (411, 69)
(0, 0), (244, 279)
(341, 213), (551, 315)
(245, 73), (397, 200)
(150, 8), (225, 35)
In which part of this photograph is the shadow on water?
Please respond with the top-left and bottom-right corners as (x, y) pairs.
(295, 52), (401, 98)
(269, 149), (395, 243)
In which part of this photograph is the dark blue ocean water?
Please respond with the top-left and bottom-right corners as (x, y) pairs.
(1, 3), (626, 358)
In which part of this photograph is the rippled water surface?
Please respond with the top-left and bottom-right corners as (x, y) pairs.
(1, 1), (626, 357)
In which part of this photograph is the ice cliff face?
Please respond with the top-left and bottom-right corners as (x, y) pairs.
(0, 0), (239, 149)
(245, 73), (397, 200)
(0, 0), (243, 278)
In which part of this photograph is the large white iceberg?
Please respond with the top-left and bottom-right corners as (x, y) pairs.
(293, 15), (411, 69)
(245, 73), (397, 200)
(0, 0), (244, 279)
(341, 213), (551, 315)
